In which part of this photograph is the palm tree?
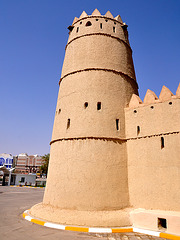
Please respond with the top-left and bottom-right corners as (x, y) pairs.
(40, 154), (50, 176)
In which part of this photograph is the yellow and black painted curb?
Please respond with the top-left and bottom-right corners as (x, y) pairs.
(23, 210), (180, 239)
(10, 185), (45, 189)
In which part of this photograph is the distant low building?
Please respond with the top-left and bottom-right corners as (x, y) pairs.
(11, 173), (36, 186)
(0, 153), (13, 169)
(15, 153), (43, 174)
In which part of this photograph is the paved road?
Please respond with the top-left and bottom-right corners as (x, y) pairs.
(0, 186), (166, 240)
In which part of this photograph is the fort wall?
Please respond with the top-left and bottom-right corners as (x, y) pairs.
(125, 86), (180, 211)
(30, 10), (180, 232)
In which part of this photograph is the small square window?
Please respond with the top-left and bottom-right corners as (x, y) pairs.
(158, 218), (167, 230)
(21, 177), (25, 183)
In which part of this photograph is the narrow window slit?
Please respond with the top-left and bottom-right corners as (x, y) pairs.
(97, 102), (101, 110)
(161, 137), (164, 149)
(113, 26), (116, 33)
(67, 119), (70, 129)
(116, 119), (120, 131)
(137, 126), (140, 135)
(76, 27), (79, 33)
(100, 23), (102, 29)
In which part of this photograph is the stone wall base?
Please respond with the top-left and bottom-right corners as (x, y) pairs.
(130, 208), (180, 236)
(30, 202), (132, 227)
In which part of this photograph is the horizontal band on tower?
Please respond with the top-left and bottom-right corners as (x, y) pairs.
(59, 68), (138, 89)
(50, 132), (180, 145)
(66, 32), (131, 51)
(50, 136), (127, 145)
(126, 131), (180, 141)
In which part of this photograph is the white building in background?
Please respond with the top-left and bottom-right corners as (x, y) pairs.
(0, 153), (13, 169)
(11, 173), (36, 186)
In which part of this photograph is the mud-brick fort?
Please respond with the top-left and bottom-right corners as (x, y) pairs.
(30, 9), (180, 236)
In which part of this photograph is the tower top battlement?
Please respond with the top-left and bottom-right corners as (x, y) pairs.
(65, 9), (133, 81)
(67, 9), (129, 47)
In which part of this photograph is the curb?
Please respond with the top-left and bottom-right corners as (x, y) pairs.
(23, 210), (180, 239)
(10, 185), (45, 189)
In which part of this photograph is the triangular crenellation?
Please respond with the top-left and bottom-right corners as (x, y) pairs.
(105, 11), (114, 19)
(115, 15), (123, 23)
(129, 94), (143, 108)
(72, 17), (78, 25)
(159, 85), (174, 101)
(176, 83), (180, 97)
(79, 11), (88, 19)
(143, 89), (158, 104)
(91, 9), (101, 16)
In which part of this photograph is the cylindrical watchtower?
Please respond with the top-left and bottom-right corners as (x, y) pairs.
(30, 9), (138, 227)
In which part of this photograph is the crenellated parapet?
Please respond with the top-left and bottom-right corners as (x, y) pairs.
(128, 84), (180, 109)
(69, 9), (125, 35)
(71, 9), (124, 27)
(125, 84), (180, 139)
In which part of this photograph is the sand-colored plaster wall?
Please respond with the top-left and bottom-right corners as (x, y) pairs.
(52, 71), (137, 141)
(127, 134), (180, 210)
(125, 98), (180, 139)
(125, 99), (180, 211)
(44, 138), (129, 210)
(62, 35), (135, 80)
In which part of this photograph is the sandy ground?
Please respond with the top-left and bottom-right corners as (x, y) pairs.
(0, 186), (166, 240)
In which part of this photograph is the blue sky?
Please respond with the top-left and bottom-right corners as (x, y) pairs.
(0, 0), (180, 156)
